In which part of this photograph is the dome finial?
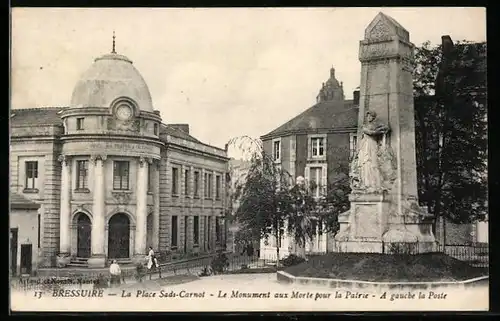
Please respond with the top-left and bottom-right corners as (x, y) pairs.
(112, 30), (116, 54)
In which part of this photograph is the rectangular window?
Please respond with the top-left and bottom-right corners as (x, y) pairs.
(193, 216), (199, 245)
(311, 137), (325, 157)
(310, 167), (323, 198)
(203, 173), (207, 197)
(216, 218), (220, 243)
(184, 169), (189, 195)
(37, 214), (41, 248)
(76, 160), (89, 190)
(154, 123), (159, 136)
(76, 117), (84, 130)
(207, 174), (213, 199)
(113, 161), (130, 190)
(203, 216), (208, 251)
(207, 216), (212, 249)
(350, 133), (358, 160)
(194, 171), (200, 198)
(215, 175), (221, 200)
(171, 216), (178, 248)
(25, 161), (38, 190)
(184, 216), (188, 253)
(273, 140), (281, 161)
(172, 167), (179, 195)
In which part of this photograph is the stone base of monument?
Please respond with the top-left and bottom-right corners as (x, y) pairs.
(334, 191), (437, 254)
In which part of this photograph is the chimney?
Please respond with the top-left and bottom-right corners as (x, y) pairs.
(353, 89), (360, 105)
(169, 124), (190, 134)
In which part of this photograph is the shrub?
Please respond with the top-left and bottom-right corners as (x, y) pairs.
(210, 252), (229, 274)
(199, 266), (212, 277)
(93, 274), (109, 289)
(135, 263), (146, 282)
(280, 254), (306, 267)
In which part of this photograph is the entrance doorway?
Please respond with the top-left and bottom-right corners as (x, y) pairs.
(108, 213), (130, 259)
(10, 228), (18, 276)
(20, 244), (33, 275)
(76, 213), (91, 258)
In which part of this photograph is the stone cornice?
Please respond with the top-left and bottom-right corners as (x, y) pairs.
(60, 133), (165, 147)
(161, 134), (227, 157)
(260, 126), (357, 141)
(164, 142), (229, 162)
(60, 107), (162, 122)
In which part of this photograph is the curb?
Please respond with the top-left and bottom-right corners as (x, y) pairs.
(276, 271), (489, 291)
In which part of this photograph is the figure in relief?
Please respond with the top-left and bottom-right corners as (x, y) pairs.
(351, 111), (394, 192)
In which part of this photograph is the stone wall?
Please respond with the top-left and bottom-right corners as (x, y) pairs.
(10, 208), (40, 275)
(158, 147), (227, 255)
(11, 139), (62, 267)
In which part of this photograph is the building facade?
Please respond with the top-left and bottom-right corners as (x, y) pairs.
(10, 193), (41, 276)
(259, 67), (360, 259)
(10, 49), (229, 270)
(226, 159), (253, 253)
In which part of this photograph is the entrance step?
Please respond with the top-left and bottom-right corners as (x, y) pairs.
(112, 258), (133, 265)
(72, 257), (89, 263)
(68, 257), (88, 267)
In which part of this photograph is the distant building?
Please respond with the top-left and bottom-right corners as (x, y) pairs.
(10, 193), (41, 276)
(10, 46), (229, 271)
(259, 67), (360, 259)
(226, 159), (253, 253)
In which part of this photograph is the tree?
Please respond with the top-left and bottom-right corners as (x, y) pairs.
(413, 40), (487, 238)
(286, 180), (317, 258)
(229, 136), (295, 264)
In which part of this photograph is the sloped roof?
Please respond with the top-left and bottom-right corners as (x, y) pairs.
(10, 107), (67, 126)
(10, 192), (40, 210)
(261, 99), (358, 139)
(159, 123), (201, 143)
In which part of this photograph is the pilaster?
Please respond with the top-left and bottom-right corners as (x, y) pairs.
(153, 159), (160, 251)
(58, 155), (72, 256)
(88, 154), (107, 268)
(134, 156), (151, 261)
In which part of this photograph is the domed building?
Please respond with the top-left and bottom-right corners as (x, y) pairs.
(10, 45), (229, 273)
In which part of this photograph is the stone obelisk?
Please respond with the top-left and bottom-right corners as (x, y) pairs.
(335, 12), (436, 253)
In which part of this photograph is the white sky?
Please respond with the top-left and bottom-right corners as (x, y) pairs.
(11, 7), (486, 155)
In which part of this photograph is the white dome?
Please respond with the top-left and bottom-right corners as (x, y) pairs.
(70, 53), (154, 112)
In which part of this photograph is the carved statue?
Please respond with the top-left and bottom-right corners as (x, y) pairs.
(351, 111), (396, 192)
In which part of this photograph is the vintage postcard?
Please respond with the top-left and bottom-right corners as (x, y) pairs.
(10, 7), (488, 312)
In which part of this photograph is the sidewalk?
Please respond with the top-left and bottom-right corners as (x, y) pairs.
(117, 274), (200, 291)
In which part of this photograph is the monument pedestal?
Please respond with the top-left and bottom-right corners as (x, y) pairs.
(335, 191), (436, 253)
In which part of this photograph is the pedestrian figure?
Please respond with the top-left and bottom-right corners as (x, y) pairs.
(109, 260), (121, 287)
(147, 247), (160, 280)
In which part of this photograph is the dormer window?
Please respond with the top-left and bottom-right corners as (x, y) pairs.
(76, 117), (84, 130)
(154, 123), (159, 136)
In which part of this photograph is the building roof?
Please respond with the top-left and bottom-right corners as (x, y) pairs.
(10, 107), (66, 126)
(261, 65), (358, 140)
(261, 99), (358, 139)
(159, 123), (201, 143)
(70, 52), (154, 112)
(10, 107), (206, 144)
(10, 192), (40, 210)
